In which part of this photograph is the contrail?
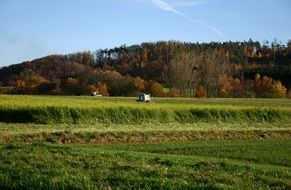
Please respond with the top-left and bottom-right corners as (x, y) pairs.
(152, 0), (188, 16)
(172, 1), (205, 7)
(151, 0), (225, 39)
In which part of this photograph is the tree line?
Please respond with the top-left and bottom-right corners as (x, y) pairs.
(0, 39), (290, 98)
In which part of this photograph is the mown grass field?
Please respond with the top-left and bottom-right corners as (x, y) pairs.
(0, 95), (290, 189)
(1, 140), (290, 189)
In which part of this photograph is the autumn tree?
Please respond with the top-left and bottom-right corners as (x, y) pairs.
(15, 80), (26, 93)
(195, 85), (207, 98)
(141, 47), (148, 63)
(253, 73), (286, 98)
(168, 53), (200, 97)
(97, 82), (109, 96)
(146, 81), (164, 97)
(218, 75), (245, 98)
(16, 80), (26, 90)
(84, 84), (97, 95)
(201, 49), (230, 97)
(218, 74), (233, 97)
(18, 69), (45, 89)
(133, 77), (146, 93)
(270, 81), (287, 98)
(231, 78), (245, 97)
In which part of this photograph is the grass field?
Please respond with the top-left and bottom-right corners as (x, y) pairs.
(1, 95), (291, 124)
(0, 140), (290, 189)
(0, 95), (290, 189)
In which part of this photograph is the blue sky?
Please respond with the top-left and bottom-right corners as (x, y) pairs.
(0, 0), (290, 67)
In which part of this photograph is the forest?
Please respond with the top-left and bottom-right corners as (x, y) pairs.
(0, 39), (290, 98)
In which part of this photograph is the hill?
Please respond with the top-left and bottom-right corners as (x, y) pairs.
(0, 40), (291, 97)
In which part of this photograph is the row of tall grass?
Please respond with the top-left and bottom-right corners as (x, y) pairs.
(1, 95), (290, 124)
(0, 105), (290, 124)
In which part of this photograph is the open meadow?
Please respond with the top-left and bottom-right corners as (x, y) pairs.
(0, 95), (291, 189)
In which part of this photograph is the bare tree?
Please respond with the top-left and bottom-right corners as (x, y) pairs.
(168, 53), (201, 97)
(200, 49), (230, 97)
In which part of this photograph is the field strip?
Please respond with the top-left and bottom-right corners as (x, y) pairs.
(66, 144), (291, 173)
(1, 127), (290, 144)
(1, 122), (290, 131)
(133, 151), (291, 171)
(124, 150), (291, 168)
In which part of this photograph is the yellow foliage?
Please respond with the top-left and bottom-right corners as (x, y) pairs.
(254, 73), (287, 98)
(255, 73), (260, 82)
(67, 77), (78, 85)
(141, 48), (148, 62)
(219, 83), (233, 97)
(271, 81), (286, 98)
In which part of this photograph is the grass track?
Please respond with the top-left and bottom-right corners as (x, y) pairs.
(1, 123), (291, 144)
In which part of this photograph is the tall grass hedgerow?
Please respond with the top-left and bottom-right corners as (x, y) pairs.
(0, 106), (290, 124)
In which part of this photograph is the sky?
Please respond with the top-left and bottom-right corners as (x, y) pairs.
(0, 0), (290, 67)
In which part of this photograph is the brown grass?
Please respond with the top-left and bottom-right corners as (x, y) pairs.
(2, 128), (290, 144)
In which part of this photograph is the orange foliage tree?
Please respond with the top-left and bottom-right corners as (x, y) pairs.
(195, 85), (207, 98)
(133, 77), (146, 93)
(218, 75), (245, 97)
(16, 80), (26, 90)
(231, 78), (244, 97)
(146, 81), (164, 97)
(97, 82), (109, 96)
(218, 74), (232, 98)
(84, 84), (97, 95)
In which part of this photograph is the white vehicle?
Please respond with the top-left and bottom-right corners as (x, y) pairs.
(137, 93), (151, 102)
(91, 91), (102, 97)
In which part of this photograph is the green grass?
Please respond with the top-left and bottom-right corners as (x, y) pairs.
(102, 140), (291, 167)
(0, 95), (290, 124)
(1, 95), (290, 189)
(0, 140), (290, 189)
(1, 95), (291, 108)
